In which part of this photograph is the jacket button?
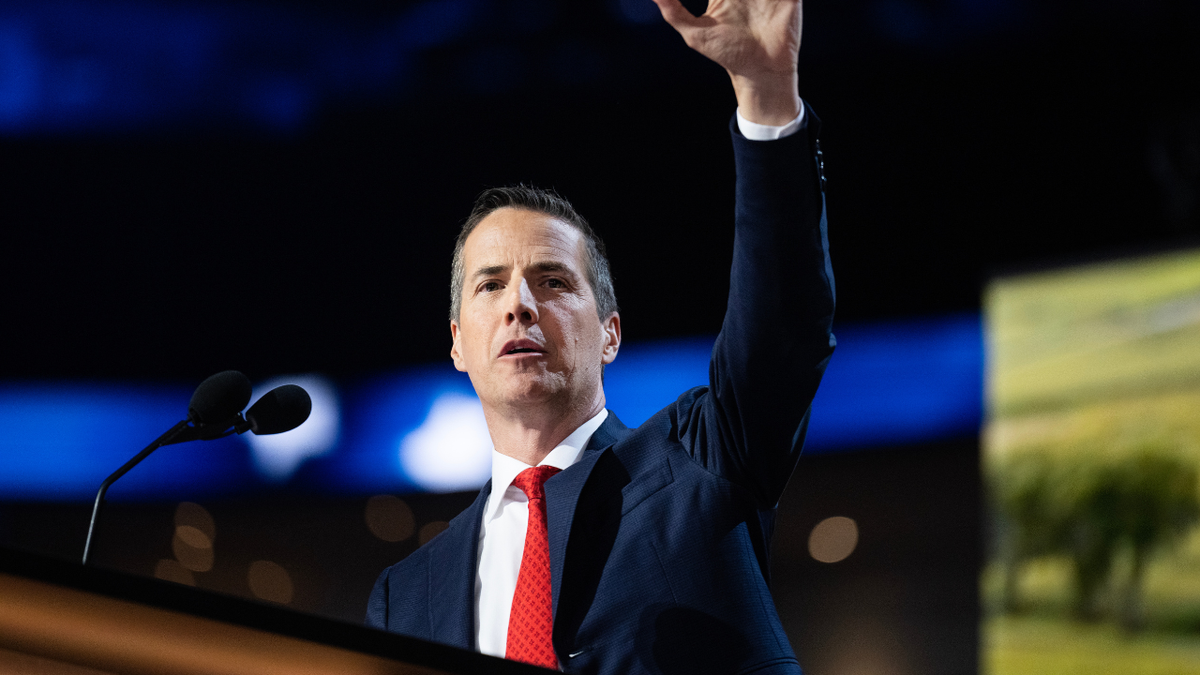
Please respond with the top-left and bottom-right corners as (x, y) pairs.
(815, 138), (826, 191)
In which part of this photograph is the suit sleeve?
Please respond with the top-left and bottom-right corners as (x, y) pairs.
(676, 102), (836, 508)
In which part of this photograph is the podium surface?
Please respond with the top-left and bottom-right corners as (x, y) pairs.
(0, 548), (541, 675)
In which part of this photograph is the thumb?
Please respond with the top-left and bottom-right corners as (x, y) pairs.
(651, 0), (702, 33)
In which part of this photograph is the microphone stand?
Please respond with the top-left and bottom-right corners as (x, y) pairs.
(81, 416), (242, 566)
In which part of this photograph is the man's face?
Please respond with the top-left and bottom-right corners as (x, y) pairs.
(450, 208), (620, 415)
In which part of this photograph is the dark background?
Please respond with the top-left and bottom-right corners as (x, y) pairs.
(2, 1), (1198, 674)
(5, 0), (1197, 383)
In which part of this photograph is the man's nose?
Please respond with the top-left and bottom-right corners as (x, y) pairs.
(504, 279), (539, 325)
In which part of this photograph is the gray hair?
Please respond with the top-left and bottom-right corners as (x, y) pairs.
(449, 185), (618, 323)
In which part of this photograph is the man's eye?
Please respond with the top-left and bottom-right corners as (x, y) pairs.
(546, 278), (565, 289)
(481, 281), (500, 292)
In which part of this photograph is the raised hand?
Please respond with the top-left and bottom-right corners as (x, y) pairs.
(652, 0), (802, 126)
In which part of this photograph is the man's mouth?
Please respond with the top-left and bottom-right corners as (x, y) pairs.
(499, 339), (545, 357)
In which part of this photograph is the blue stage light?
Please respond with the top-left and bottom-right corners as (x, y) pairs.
(0, 313), (983, 500)
(805, 313), (983, 451)
(0, 382), (256, 500)
(244, 374), (341, 482)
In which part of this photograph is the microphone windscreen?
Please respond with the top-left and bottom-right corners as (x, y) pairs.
(188, 371), (253, 424)
(245, 384), (312, 435)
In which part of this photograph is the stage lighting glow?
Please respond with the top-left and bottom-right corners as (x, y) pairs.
(364, 495), (416, 543)
(808, 516), (859, 564)
(805, 313), (983, 451)
(603, 314), (982, 452)
(173, 529), (214, 572)
(398, 392), (493, 493)
(244, 375), (340, 482)
(0, 381), (250, 500)
(419, 521), (450, 546)
(175, 502), (216, 540)
(247, 560), (293, 604)
(0, 313), (983, 499)
(175, 525), (211, 550)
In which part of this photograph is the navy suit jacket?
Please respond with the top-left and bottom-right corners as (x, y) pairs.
(367, 108), (835, 675)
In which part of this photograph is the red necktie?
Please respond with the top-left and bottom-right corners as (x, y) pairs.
(506, 465), (561, 669)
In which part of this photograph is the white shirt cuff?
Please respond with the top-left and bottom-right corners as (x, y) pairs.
(735, 105), (806, 141)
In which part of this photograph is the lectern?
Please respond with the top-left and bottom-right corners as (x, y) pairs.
(0, 547), (542, 675)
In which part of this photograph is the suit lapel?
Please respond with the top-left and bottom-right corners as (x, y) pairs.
(428, 481), (490, 650)
(544, 412), (630, 618)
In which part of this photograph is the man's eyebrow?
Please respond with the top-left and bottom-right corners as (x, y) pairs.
(530, 261), (578, 277)
(470, 261), (579, 280)
(470, 264), (509, 279)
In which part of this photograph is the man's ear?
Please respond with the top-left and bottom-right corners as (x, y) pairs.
(600, 312), (621, 365)
(449, 320), (467, 372)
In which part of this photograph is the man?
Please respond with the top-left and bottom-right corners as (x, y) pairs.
(367, 0), (835, 673)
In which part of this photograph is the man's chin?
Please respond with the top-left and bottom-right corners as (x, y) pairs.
(494, 377), (569, 409)
(502, 387), (559, 408)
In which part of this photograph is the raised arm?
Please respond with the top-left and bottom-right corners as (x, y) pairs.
(655, 0), (835, 508)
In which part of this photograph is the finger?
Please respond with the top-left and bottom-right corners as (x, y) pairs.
(651, 0), (701, 33)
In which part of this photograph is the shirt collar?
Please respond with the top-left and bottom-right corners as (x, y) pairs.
(483, 409), (608, 523)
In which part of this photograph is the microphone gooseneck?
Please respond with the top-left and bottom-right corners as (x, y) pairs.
(82, 370), (255, 566)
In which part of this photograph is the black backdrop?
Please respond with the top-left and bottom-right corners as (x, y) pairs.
(3, 1), (1197, 383)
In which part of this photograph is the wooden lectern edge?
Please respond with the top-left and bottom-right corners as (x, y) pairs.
(0, 547), (546, 675)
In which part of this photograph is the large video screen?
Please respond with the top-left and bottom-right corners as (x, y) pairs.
(984, 248), (1200, 674)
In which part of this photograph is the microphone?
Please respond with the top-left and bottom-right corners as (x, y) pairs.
(237, 384), (312, 436)
(188, 370), (253, 425)
(163, 369), (261, 443)
(82, 370), (262, 565)
(168, 370), (257, 443)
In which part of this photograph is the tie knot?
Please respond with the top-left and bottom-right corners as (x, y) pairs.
(511, 465), (561, 501)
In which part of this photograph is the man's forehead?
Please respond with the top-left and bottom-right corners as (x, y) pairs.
(464, 208), (586, 269)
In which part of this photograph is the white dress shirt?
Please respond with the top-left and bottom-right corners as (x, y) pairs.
(471, 106), (806, 659)
(474, 408), (608, 658)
